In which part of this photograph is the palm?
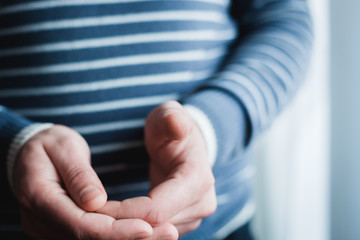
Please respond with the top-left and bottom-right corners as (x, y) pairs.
(98, 101), (217, 238)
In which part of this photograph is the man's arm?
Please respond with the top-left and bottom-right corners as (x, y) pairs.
(183, 0), (313, 165)
(99, 0), (313, 238)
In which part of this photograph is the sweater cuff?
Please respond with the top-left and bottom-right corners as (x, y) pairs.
(182, 88), (249, 166)
(184, 105), (217, 167)
(7, 123), (54, 192)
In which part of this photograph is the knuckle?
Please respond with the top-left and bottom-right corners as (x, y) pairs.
(145, 208), (166, 225)
(66, 167), (93, 191)
(51, 126), (88, 152)
(56, 134), (79, 150)
(20, 139), (41, 156)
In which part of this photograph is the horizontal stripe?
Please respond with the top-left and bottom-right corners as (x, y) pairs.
(232, 62), (287, 95)
(0, 11), (227, 36)
(0, 48), (225, 77)
(221, 71), (268, 123)
(213, 200), (255, 240)
(229, 61), (290, 92)
(0, 29), (235, 57)
(0, 0), (227, 15)
(234, 165), (255, 183)
(233, 64), (277, 117)
(247, 43), (300, 77)
(91, 140), (144, 155)
(15, 93), (179, 117)
(0, 71), (210, 97)
(216, 165), (255, 205)
(74, 119), (144, 135)
(94, 162), (146, 175)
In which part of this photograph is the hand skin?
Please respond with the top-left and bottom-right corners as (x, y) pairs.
(98, 101), (217, 238)
(13, 100), (217, 239)
(12, 125), (160, 240)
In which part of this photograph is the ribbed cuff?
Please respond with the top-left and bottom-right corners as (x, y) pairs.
(182, 88), (249, 166)
(184, 105), (217, 167)
(7, 123), (54, 193)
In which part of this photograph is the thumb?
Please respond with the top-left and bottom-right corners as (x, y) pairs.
(145, 101), (191, 149)
(63, 163), (107, 212)
(43, 126), (107, 212)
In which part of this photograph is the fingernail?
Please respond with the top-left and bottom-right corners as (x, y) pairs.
(80, 186), (102, 204)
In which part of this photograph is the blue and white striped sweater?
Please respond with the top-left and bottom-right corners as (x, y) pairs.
(0, 0), (313, 239)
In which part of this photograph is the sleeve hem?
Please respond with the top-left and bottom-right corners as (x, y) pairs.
(7, 123), (54, 193)
(184, 105), (217, 167)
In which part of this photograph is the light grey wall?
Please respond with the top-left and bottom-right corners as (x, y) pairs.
(252, 1), (330, 239)
(330, 1), (360, 240)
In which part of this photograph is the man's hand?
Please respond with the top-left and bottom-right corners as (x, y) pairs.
(13, 125), (154, 240)
(98, 101), (217, 237)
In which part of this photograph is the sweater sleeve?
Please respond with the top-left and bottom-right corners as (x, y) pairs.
(0, 106), (33, 187)
(0, 107), (54, 189)
(182, 0), (313, 166)
(0, 106), (34, 158)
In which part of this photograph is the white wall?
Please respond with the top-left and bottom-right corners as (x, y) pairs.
(330, 1), (360, 240)
(252, 1), (330, 239)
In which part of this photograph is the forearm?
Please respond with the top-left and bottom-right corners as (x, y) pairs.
(182, 0), (313, 165)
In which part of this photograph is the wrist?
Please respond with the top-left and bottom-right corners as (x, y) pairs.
(7, 123), (54, 192)
(184, 105), (217, 167)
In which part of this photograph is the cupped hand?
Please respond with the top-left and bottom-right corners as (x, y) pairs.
(98, 101), (217, 237)
(13, 125), (154, 240)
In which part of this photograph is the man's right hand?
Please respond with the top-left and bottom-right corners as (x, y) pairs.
(12, 125), (162, 240)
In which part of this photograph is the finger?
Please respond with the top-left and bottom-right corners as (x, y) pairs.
(144, 101), (215, 225)
(81, 214), (154, 240)
(145, 101), (191, 151)
(42, 126), (107, 211)
(146, 162), (214, 225)
(97, 200), (179, 239)
(21, 147), (153, 240)
(97, 189), (214, 238)
(144, 223), (179, 240)
(23, 206), (154, 240)
(36, 187), (153, 239)
(175, 220), (202, 237)
(96, 198), (152, 219)
(169, 186), (217, 225)
(97, 181), (202, 226)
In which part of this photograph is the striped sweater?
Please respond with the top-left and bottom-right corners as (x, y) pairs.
(0, 0), (313, 239)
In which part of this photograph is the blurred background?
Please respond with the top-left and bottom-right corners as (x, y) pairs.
(251, 0), (360, 239)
